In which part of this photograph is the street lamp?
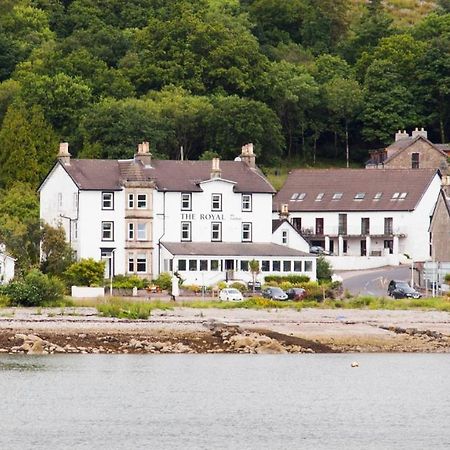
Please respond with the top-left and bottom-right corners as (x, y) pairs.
(109, 249), (116, 296)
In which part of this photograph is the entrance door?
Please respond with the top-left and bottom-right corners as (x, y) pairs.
(225, 259), (234, 281)
(360, 240), (367, 256)
(101, 249), (115, 279)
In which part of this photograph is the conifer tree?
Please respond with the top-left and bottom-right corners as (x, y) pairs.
(0, 104), (39, 188)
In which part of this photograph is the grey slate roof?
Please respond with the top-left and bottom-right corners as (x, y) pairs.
(161, 242), (312, 257)
(61, 158), (275, 193)
(273, 168), (438, 212)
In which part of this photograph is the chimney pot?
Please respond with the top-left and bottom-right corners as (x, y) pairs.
(58, 142), (71, 165)
(134, 141), (152, 166)
(211, 158), (221, 178)
(240, 142), (256, 168)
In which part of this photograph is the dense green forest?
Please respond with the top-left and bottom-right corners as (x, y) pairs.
(0, 0), (449, 272)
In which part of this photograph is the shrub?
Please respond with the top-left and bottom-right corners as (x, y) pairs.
(183, 284), (202, 293)
(230, 282), (247, 292)
(152, 272), (172, 290)
(316, 256), (332, 282)
(2, 269), (65, 306)
(445, 273), (450, 284)
(265, 275), (310, 284)
(112, 274), (148, 289)
(64, 258), (105, 287)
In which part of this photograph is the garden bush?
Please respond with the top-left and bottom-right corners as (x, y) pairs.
(264, 275), (310, 284)
(152, 272), (172, 290)
(1, 269), (65, 306)
(112, 274), (148, 289)
(230, 282), (247, 292)
(64, 258), (105, 287)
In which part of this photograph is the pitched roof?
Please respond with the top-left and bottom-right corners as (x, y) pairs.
(384, 136), (448, 164)
(273, 168), (439, 212)
(62, 160), (123, 190)
(161, 242), (312, 257)
(59, 159), (275, 193)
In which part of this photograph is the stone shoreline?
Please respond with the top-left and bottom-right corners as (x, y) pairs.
(0, 307), (450, 354)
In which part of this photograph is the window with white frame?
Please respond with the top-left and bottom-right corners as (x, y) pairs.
(211, 222), (222, 241)
(128, 223), (134, 240)
(181, 193), (192, 210)
(181, 222), (191, 241)
(137, 223), (147, 240)
(242, 222), (252, 242)
(282, 230), (288, 245)
(101, 221), (114, 240)
(137, 194), (147, 209)
(128, 193), (134, 208)
(242, 194), (252, 211)
(136, 253), (147, 272)
(102, 192), (114, 210)
(211, 194), (222, 211)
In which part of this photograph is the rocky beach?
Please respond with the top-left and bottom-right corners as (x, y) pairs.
(0, 307), (450, 355)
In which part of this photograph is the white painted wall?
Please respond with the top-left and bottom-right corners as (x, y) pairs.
(272, 222), (310, 252)
(152, 178), (274, 275)
(39, 164), (79, 246)
(77, 190), (125, 272)
(0, 254), (15, 283)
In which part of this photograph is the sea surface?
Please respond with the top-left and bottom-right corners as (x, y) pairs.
(0, 354), (449, 450)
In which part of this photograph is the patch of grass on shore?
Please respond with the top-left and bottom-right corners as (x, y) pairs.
(181, 297), (303, 310)
(97, 298), (174, 319)
(303, 296), (450, 312)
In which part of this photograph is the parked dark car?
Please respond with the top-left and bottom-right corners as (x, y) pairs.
(286, 288), (307, 301)
(262, 287), (288, 301)
(388, 280), (422, 299)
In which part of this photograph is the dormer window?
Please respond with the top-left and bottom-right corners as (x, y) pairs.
(315, 193), (324, 201)
(354, 192), (365, 200)
(399, 192), (408, 200)
(332, 192), (343, 200)
(392, 192), (400, 200)
(290, 192), (306, 202)
(411, 153), (420, 169)
(374, 192), (383, 200)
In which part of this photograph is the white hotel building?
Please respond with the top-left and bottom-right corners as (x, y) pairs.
(39, 143), (316, 286)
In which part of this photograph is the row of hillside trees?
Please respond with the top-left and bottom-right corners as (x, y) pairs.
(0, 0), (449, 273)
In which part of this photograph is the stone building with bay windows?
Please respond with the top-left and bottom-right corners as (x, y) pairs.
(40, 142), (316, 284)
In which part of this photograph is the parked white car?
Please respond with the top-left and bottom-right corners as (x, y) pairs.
(219, 288), (243, 301)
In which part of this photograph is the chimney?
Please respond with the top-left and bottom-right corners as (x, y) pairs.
(411, 127), (428, 139)
(211, 157), (221, 178)
(134, 141), (152, 167)
(279, 203), (289, 219)
(395, 130), (409, 142)
(240, 143), (256, 168)
(58, 142), (71, 166)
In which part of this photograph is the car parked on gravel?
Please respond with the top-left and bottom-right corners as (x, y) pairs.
(261, 287), (288, 301)
(285, 287), (307, 301)
(219, 288), (243, 302)
(387, 280), (422, 299)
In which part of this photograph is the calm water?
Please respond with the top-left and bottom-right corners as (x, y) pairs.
(0, 354), (449, 450)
